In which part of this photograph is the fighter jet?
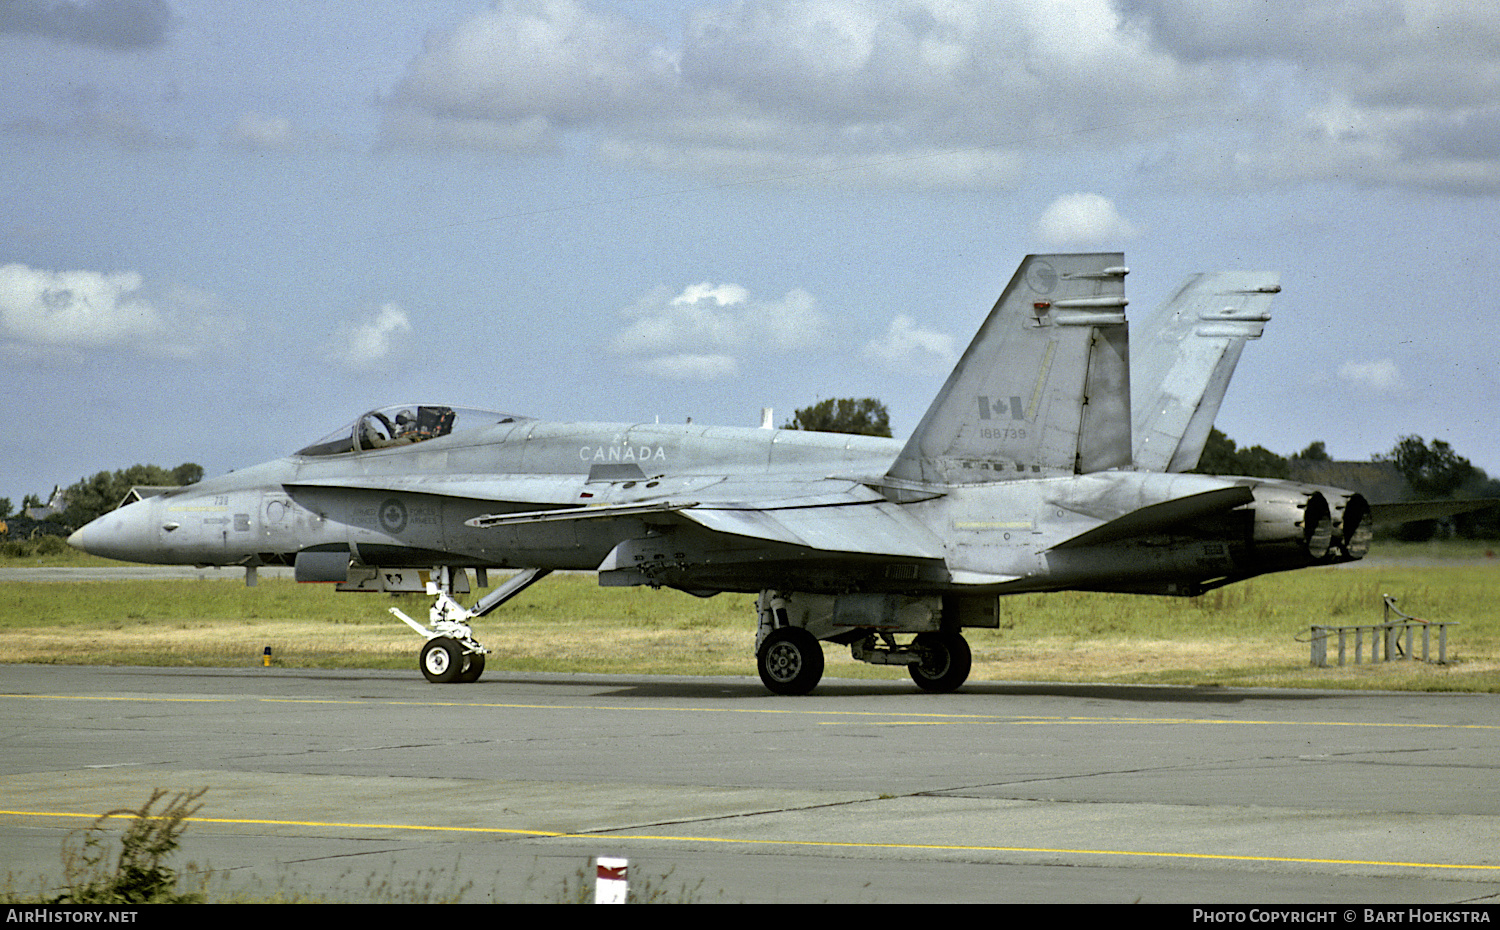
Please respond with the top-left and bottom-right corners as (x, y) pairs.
(69, 253), (1373, 695)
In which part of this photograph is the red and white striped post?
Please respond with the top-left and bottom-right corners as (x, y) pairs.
(595, 857), (628, 904)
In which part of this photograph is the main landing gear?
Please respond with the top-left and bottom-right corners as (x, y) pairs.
(756, 627), (825, 696)
(390, 567), (550, 684)
(754, 590), (973, 696)
(905, 630), (973, 693)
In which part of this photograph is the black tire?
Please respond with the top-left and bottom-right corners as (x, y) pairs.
(757, 627), (825, 696)
(908, 631), (972, 693)
(420, 637), (464, 684)
(456, 652), (486, 684)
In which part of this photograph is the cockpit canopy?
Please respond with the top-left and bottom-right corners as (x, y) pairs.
(296, 405), (530, 457)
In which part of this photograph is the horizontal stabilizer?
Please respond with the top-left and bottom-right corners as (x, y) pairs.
(1051, 485), (1254, 550)
(1370, 498), (1500, 526)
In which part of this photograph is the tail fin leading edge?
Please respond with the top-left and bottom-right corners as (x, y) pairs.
(886, 253), (1130, 486)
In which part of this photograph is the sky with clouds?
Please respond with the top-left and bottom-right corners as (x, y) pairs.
(2, 0), (1498, 502)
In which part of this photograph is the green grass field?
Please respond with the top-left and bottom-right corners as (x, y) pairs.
(2, 543), (1497, 691)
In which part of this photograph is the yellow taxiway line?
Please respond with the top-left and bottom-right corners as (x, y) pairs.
(0, 806), (1495, 873)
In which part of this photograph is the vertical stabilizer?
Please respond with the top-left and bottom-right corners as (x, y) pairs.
(887, 253), (1130, 485)
(1132, 272), (1279, 472)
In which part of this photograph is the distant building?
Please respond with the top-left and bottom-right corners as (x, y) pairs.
(117, 486), (175, 509)
(23, 486), (65, 521)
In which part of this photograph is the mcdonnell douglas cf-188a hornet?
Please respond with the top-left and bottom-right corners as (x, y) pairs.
(73, 253), (1391, 695)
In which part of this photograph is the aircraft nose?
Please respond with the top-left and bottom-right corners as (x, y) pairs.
(66, 503), (161, 563)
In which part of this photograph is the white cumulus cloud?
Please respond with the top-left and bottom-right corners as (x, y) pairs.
(330, 303), (412, 372)
(0, 262), (233, 358)
(609, 281), (830, 379)
(1337, 358), (1403, 394)
(380, 0), (1197, 190)
(862, 314), (957, 372)
(375, 1), (1500, 194)
(1033, 193), (1141, 246)
(383, 0), (674, 154)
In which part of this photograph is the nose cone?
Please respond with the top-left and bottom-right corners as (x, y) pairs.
(67, 502), (163, 563)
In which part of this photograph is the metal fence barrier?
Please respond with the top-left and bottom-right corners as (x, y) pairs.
(1308, 595), (1456, 667)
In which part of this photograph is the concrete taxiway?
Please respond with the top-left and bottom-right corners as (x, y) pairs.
(0, 664), (1496, 903)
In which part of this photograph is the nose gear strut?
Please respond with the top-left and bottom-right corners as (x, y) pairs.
(389, 566), (551, 683)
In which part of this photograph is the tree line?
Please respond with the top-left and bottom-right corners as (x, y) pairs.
(1, 463), (203, 537)
(1192, 429), (1499, 539)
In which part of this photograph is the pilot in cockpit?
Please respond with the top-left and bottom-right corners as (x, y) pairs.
(394, 409), (418, 440)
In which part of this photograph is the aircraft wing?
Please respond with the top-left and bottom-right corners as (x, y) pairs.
(1132, 272), (1279, 472)
(470, 494), (947, 560)
(680, 499), (947, 559)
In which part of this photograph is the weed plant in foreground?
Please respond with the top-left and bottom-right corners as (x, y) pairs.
(6, 788), (212, 904)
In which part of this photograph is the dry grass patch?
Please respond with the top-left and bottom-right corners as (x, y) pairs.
(0, 619), (420, 669)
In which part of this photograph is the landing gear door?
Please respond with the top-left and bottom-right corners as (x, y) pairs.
(337, 567), (471, 594)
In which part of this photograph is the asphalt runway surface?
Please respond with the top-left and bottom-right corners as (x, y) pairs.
(0, 664), (1496, 904)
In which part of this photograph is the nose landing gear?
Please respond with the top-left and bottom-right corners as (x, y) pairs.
(390, 567), (550, 684)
